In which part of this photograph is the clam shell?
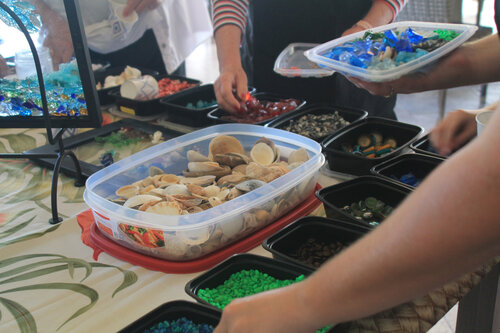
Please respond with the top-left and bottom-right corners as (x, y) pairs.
(139, 184), (156, 194)
(187, 150), (210, 162)
(116, 185), (139, 199)
(235, 179), (267, 192)
(204, 185), (221, 197)
(163, 184), (190, 196)
(288, 148), (309, 164)
(208, 197), (223, 207)
(188, 161), (223, 173)
(183, 165), (231, 178)
(232, 164), (248, 174)
(217, 173), (248, 186)
(220, 216), (244, 239)
(250, 142), (275, 166)
(145, 201), (183, 215)
(186, 184), (206, 196)
(179, 175), (216, 186)
(214, 153), (250, 168)
(176, 227), (212, 245)
(149, 166), (165, 177)
(208, 135), (245, 160)
(163, 233), (189, 258)
(227, 187), (243, 200)
(124, 195), (162, 208)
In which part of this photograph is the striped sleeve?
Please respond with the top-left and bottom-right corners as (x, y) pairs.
(212, 0), (250, 34)
(378, 0), (408, 20)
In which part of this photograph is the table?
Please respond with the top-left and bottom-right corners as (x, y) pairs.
(0, 122), (498, 333)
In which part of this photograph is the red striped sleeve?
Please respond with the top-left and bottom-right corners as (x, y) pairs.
(377, 0), (408, 20)
(213, 0), (249, 34)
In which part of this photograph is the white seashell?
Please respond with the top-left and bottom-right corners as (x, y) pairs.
(287, 161), (304, 170)
(163, 184), (190, 196)
(208, 197), (223, 207)
(176, 227), (212, 245)
(179, 175), (216, 186)
(217, 188), (230, 201)
(220, 216), (244, 239)
(163, 233), (189, 258)
(188, 161), (223, 173)
(145, 201), (183, 215)
(227, 187), (243, 200)
(236, 179), (267, 192)
(124, 195), (162, 208)
(150, 166), (165, 177)
(250, 142), (275, 166)
(288, 148), (309, 165)
(116, 185), (139, 199)
(187, 150), (210, 162)
(208, 135), (245, 160)
(204, 185), (221, 197)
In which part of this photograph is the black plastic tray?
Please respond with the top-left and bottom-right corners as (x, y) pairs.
(94, 66), (159, 106)
(262, 216), (370, 270)
(109, 75), (201, 116)
(409, 133), (470, 159)
(371, 153), (445, 188)
(321, 117), (423, 175)
(207, 92), (307, 126)
(265, 104), (368, 142)
(315, 175), (413, 228)
(185, 253), (313, 309)
(24, 119), (183, 179)
(119, 300), (221, 333)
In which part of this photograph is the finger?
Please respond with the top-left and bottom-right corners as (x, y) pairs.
(450, 123), (476, 151)
(135, 0), (157, 13)
(235, 74), (248, 102)
(123, 0), (141, 16)
(219, 80), (241, 113)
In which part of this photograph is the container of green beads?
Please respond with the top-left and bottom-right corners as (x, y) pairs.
(119, 300), (220, 333)
(316, 175), (413, 228)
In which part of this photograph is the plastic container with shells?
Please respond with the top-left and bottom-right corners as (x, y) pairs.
(84, 124), (324, 261)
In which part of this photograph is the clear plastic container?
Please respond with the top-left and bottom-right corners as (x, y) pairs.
(15, 46), (54, 80)
(304, 21), (477, 82)
(84, 124), (324, 261)
(274, 43), (334, 78)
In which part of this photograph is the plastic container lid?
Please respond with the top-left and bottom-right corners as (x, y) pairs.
(304, 21), (477, 82)
(274, 43), (335, 78)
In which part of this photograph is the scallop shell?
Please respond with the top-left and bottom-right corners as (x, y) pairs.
(139, 184), (156, 194)
(208, 135), (245, 160)
(116, 185), (139, 199)
(124, 195), (162, 208)
(288, 148), (309, 165)
(187, 150), (210, 162)
(145, 201), (183, 215)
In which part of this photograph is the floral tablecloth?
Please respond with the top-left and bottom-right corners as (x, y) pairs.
(0, 124), (497, 333)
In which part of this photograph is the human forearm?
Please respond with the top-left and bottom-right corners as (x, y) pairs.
(214, 25), (243, 73)
(299, 115), (500, 326)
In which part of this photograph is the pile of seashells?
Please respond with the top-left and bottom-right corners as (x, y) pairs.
(111, 135), (310, 216)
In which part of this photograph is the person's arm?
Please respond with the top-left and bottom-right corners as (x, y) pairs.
(123, 0), (162, 17)
(0, 55), (9, 78)
(342, 0), (407, 36)
(215, 109), (500, 333)
(212, 0), (249, 113)
(349, 33), (500, 97)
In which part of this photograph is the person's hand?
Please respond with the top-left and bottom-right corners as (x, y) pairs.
(214, 284), (320, 333)
(429, 109), (477, 155)
(123, 0), (161, 16)
(342, 22), (370, 37)
(41, 11), (74, 70)
(213, 64), (248, 113)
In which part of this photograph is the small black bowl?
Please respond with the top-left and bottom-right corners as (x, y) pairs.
(265, 103), (368, 142)
(94, 66), (159, 106)
(371, 153), (445, 188)
(262, 216), (371, 270)
(321, 117), (423, 175)
(119, 300), (221, 333)
(185, 254), (312, 309)
(315, 175), (413, 228)
(108, 74), (201, 116)
(410, 133), (470, 159)
(207, 92), (306, 126)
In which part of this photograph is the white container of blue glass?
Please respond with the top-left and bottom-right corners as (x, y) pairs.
(84, 124), (324, 261)
(304, 21), (477, 82)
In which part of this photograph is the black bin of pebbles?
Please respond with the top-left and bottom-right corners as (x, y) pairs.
(371, 153), (445, 188)
(262, 216), (371, 270)
(410, 133), (469, 159)
(316, 175), (413, 228)
(185, 254), (312, 309)
(321, 117), (423, 175)
(119, 300), (220, 333)
(265, 104), (368, 142)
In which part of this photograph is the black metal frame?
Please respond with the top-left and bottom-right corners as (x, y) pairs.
(0, 0), (101, 223)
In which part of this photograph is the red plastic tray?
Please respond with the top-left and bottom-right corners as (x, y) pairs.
(81, 184), (322, 274)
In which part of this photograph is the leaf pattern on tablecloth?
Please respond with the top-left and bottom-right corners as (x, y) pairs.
(0, 253), (138, 332)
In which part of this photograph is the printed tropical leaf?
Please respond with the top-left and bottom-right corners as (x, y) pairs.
(0, 216), (35, 239)
(0, 225), (59, 247)
(0, 283), (98, 330)
(0, 296), (36, 333)
(60, 180), (85, 204)
(0, 258), (92, 282)
(0, 254), (65, 269)
(2, 134), (36, 153)
(90, 263), (138, 297)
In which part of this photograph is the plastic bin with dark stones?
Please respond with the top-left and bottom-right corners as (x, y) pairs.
(410, 133), (470, 159)
(94, 66), (159, 106)
(371, 153), (445, 188)
(262, 216), (371, 270)
(321, 117), (423, 175)
(265, 104), (368, 142)
(185, 254), (312, 309)
(119, 300), (220, 333)
(108, 75), (201, 116)
(207, 92), (306, 126)
(315, 175), (413, 228)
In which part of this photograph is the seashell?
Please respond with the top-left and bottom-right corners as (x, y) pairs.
(200, 203), (212, 210)
(287, 161), (304, 170)
(235, 179), (267, 192)
(227, 187), (243, 200)
(111, 198), (126, 205)
(254, 137), (280, 162)
(217, 173), (248, 187)
(186, 206), (204, 214)
(163, 233), (189, 258)
(138, 200), (159, 212)
(188, 161), (224, 173)
(186, 183), (206, 196)
(179, 175), (216, 186)
(214, 153), (251, 168)
(163, 184), (190, 196)
(245, 162), (271, 180)
(173, 196), (203, 208)
(116, 185), (139, 199)
(288, 148), (309, 164)
(140, 177), (154, 187)
(124, 195), (162, 208)
(217, 188), (230, 201)
(208, 135), (245, 160)
(132, 180), (144, 188)
(243, 212), (259, 229)
(250, 142), (275, 166)
(176, 226), (212, 245)
(139, 184), (156, 194)
(204, 185), (221, 197)
(220, 216), (244, 239)
(232, 164), (248, 174)
(255, 209), (271, 224)
(208, 197), (223, 207)
(187, 150), (210, 162)
(183, 165), (231, 178)
(145, 200), (183, 215)
(149, 166), (165, 177)
(147, 188), (165, 197)
(186, 245), (203, 258)
(160, 174), (180, 184)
